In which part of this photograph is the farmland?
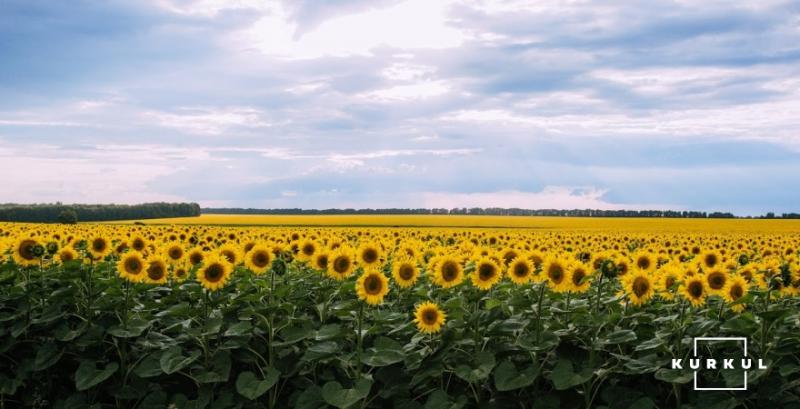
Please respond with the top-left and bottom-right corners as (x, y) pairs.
(1, 219), (800, 408)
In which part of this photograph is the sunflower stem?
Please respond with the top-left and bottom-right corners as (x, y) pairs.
(593, 271), (604, 313)
(535, 282), (546, 342)
(356, 301), (364, 377)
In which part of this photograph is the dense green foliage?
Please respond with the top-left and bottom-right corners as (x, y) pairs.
(0, 203), (200, 223)
(1, 259), (797, 409)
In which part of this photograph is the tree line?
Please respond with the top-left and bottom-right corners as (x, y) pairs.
(0, 203), (201, 223)
(203, 207), (797, 219)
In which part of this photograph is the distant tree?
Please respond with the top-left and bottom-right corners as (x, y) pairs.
(57, 209), (78, 224)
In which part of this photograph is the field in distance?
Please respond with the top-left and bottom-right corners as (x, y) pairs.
(101, 213), (800, 233)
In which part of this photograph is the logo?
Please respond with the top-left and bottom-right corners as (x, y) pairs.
(669, 337), (767, 391)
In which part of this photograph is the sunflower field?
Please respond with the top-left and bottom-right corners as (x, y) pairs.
(2, 221), (800, 408)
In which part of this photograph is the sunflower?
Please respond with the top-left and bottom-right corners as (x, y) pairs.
(145, 256), (168, 285)
(697, 250), (723, 271)
(187, 247), (205, 266)
(567, 262), (592, 293)
(164, 243), (185, 263)
(622, 270), (655, 306)
(680, 276), (707, 307)
(357, 241), (383, 269)
(312, 252), (329, 272)
(414, 301), (446, 334)
(197, 255), (233, 291)
(356, 270), (390, 305)
(543, 256), (570, 292)
(12, 238), (42, 266)
(614, 256), (631, 278)
(297, 239), (318, 262)
(218, 244), (243, 266)
(57, 247), (79, 264)
(471, 257), (502, 290)
(129, 236), (148, 253)
(391, 257), (419, 288)
(327, 248), (356, 280)
(704, 269), (728, 296)
(723, 275), (748, 312)
(507, 257), (534, 285)
(87, 236), (111, 260)
(118, 251), (148, 283)
(631, 251), (656, 273)
(655, 264), (683, 300)
(245, 244), (273, 275)
(432, 256), (464, 289)
(172, 263), (189, 282)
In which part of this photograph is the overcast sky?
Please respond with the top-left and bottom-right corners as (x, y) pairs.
(1, 0), (799, 214)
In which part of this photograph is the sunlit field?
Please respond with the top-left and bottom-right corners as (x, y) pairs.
(105, 213), (800, 233)
(2, 220), (800, 407)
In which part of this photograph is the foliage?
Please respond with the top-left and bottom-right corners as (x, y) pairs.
(0, 222), (799, 408)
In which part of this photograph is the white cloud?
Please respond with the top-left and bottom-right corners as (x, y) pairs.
(144, 106), (271, 135)
(421, 187), (671, 210)
(236, 0), (465, 59)
(360, 80), (451, 101)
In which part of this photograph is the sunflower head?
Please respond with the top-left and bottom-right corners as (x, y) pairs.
(164, 244), (185, 262)
(357, 241), (383, 268)
(391, 257), (419, 288)
(681, 276), (707, 307)
(87, 236), (111, 260)
(145, 256), (168, 285)
(118, 251), (148, 283)
(433, 256), (463, 289)
(507, 257), (534, 285)
(187, 247), (205, 266)
(327, 247), (356, 280)
(172, 263), (189, 282)
(414, 301), (446, 334)
(312, 252), (329, 271)
(197, 255), (233, 291)
(723, 275), (748, 313)
(544, 256), (569, 292)
(567, 262), (592, 293)
(471, 257), (502, 291)
(356, 270), (390, 305)
(297, 239), (318, 262)
(57, 247), (78, 264)
(245, 244), (273, 275)
(623, 270), (655, 306)
(13, 238), (42, 266)
(218, 244), (243, 266)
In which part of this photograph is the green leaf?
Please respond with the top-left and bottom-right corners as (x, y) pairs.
(548, 359), (592, 390)
(602, 329), (637, 345)
(133, 353), (162, 378)
(107, 319), (150, 338)
(633, 337), (665, 352)
(160, 346), (201, 375)
(494, 360), (538, 391)
(362, 337), (405, 367)
(628, 397), (655, 409)
(75, 360), (119, 391)
(302, 341), (339, 361)
(454, 351), (496, 383)
(235, 368), (280, 400)
(654, 368), (693, 384)
(34, 341), (63, 371)
(195, 351), (232, 383)
(224, 321), (252, 337)
(321, 379), (372, 408)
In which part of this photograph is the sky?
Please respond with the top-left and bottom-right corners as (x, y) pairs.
(1, 0), (799, 215)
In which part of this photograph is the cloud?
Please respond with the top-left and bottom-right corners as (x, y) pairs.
(421, 187), (674, 210)
(1, 0), (800, 213)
